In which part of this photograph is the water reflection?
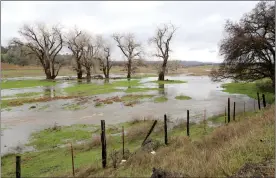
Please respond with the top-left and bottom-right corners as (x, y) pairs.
(158, 84), (166, 95)
(104, 79), (110, 84)
(43, 87), (56, 98)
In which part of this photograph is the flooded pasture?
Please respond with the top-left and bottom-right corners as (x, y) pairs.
(1, 74), (256, 155)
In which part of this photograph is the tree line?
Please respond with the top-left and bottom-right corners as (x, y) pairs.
(4, 22), (177, 81)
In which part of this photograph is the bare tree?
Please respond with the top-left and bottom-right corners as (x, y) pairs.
(150, 23), (177, 81)
(210, 1), (275, 88)
(82, 35), (101, 79)
(11, 23), (64, 79)
(66, 28), (87, 79)
(113, 33), (142, 79)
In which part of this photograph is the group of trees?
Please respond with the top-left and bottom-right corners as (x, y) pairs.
(3, 1), (274, 85)
(6, 22), (177, 81)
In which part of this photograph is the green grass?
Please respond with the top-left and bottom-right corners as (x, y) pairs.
(154, 96), (168, 103)
(94, 102), (104, 108)
(149, 80), (187, 84)
(64, 80), (141, 96)
(222, 79), (275, 104)
(1, 80), (57, 89)
(125, 87), (162, 93)
(175, 95), (192, 100)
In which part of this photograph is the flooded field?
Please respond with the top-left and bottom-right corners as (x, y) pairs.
(1, 74), (256, 155)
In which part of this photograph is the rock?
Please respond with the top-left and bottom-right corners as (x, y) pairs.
(150, 167), (186, 178)
(29, 106), (36, 109)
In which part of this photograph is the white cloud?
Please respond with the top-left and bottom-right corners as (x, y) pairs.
(1, 1), (259, 62)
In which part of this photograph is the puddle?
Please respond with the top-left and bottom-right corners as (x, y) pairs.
(1, 75), (256, 155)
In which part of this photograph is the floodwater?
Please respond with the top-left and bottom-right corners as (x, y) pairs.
(1, 74), (256, 155)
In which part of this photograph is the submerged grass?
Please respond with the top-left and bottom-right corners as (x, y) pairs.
(1, 106), (274, 177)
(154, 96), (168, 103)
(125, 87), (161, 93)
(175, 95), (192, 100)
(1, 80), (57, 89)
(121, 94), (155, 101)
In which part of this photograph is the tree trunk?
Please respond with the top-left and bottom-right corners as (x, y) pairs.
(127, 63), (131, 79)
(77, 62), (82, 79)
(158, 71), (165, 81)
(158, 58), (168, 81)
(106, 68), (110, 79)
(86, 67), (91, 79)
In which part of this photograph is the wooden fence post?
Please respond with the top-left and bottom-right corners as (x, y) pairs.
(233, 102), (236, 121)
(262, 94), (266, 108)
(187, 110), (190, 137)
(254, 99), (256, 111)
(228, 98), (230, 123)
(101, 120), (107, 168)
(142, 120), (158, 146)
(203, 109), (206, 133)
(16, 156), (21, 178)
(122, 126), (125, 159)
(164, 114), (168, 145)
(70, 143), (75, 177)
(257, 92), (261, 110)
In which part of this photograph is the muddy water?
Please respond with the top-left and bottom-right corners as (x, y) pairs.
(1, 75), (256, 155)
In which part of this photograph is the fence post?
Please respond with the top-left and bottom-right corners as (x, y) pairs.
(101, 120), (107, 168)
(16, 156), (21, 178)
(70, 143), (75, 177)
(164, 114), (168, 145)
(122, 126), (125, 159)
(262, 94), (266, 108)
(187, 110), (190, 137)
(142, 120), (158, 146)
(257, 92), (261, 110)
(228, 98), (230, 123)
(233, 102), (236, 121)
(203, 109), (206, 133)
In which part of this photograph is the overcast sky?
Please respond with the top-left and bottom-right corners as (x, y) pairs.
(1, 1), (258, 63)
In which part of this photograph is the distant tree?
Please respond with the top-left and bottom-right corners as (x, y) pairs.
(149, 23), (177, 80)
(66, 28), (88, 79)
(81, 35), (101, 79)
(11, 23), (64, 79)
(210, 1), (275, 88)
(1, 46), (8, 54)
(113, 33), (142, 79)
(97, 37), (113, 79)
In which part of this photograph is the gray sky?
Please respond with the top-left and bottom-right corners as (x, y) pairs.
(1, 1), (258, 62)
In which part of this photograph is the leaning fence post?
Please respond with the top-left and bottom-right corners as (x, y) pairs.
(233, 102), (236, 121)
(164, 114), (168, 145)
(101, 120), (107, 168)
(16, 156), (21, 178)
(262, 94), (266, 108)
(257, 92), (261, 110)
(122, 126), (125, 159)
(70, 143), (75, 177)
(228, 98), (230, 123)
(187, 110), (190, 137)
(142, 120), (158, 146)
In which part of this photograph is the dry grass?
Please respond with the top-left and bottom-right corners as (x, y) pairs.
(76, 106), (275, 177)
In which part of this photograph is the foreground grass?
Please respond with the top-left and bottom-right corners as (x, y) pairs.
(1, 80), (57, 89)
(222, 79), (275, 104)
(1, 107), (274, 177)
(175, 95), (192, 100)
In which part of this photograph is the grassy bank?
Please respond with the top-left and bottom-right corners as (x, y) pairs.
(222, 79), (275, 104)
(2, 106), (274, 177)
(1, 80), (57, 89)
